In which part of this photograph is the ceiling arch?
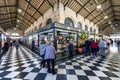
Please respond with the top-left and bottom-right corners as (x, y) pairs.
(0, 0), (119, 34)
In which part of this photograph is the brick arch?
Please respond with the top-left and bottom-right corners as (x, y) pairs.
(90, 27), (92, 32)
(64, 15), (76, 27)
(64, 17), (74, 27)
(46, 18), (52, 25)
(77, 22), (82, 30)
(85, 25), (88, 31)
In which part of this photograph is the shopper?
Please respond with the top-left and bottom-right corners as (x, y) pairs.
(91, 40), (98, 56)
(98, 39), (105, 58)
(110, 39), (113, 46)
(117, 40), (120, 49)
(44, 41), (56, 75)
(14, 41), (19, 51)
(10, 40), (13, 47)
(84, 39), (91, 56)
(67, 41), (74, 59)
(39, 39), (46, 68)
(2, 41), (9, 55)
(32, 39), (35, 51)
(96, 39), (99, 53)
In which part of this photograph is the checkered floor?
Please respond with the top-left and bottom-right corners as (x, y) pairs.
(0, 46), (120, 80)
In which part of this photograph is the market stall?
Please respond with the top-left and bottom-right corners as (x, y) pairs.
(77, 31), (88, 53)
(24, 22), (78, 59)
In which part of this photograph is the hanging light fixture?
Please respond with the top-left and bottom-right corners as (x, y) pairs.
(110, 25), (113, 27)
(108, 21), (111, 24)
(14, 28), (17, 30)
(16, 25), (18, 27)
(112, 27), (115, 30)
(104, 16), (108, 19)
(18, 8), (22, 13)
(17, 20), (20, 22)
(97, 4), (101, 9)
(96, 0), (102, 10)
(67, 27), (70, 30)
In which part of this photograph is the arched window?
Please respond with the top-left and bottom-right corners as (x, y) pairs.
(85, 25), (88, 31)
(94, 29), (96, 33)
(64, 17), (74, 27)
(46, 18), (52, 25)
(77, 22), (82, 30)
(90, 27), (92, 32)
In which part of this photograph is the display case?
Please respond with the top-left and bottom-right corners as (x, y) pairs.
(39, 29), (54, 45)
(24, 22), (78, 57)
(33, 34), (38, 46)
(35, 23), (78, 51)
(57, 30), (77, 50)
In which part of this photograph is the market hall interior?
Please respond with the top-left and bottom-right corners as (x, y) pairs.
(0, 0), (120, 80)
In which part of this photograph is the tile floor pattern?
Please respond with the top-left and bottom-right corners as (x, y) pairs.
(0, 46), (120, 80)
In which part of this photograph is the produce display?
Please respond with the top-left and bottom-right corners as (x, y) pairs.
(78, 33), (88, 40)
(77, 32), (88, 48)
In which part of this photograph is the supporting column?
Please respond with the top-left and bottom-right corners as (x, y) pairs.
(53, 28), (57, 50)
(38, 33), (39, 47)
(0, 33), (1, 54)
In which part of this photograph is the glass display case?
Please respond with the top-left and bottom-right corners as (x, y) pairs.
(57, 30), (77, 50)
(24, 22), (78, 57)
(39, 29), (54, 45)
(33, 34), (38, 46)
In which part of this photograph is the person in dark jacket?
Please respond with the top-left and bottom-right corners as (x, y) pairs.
(2, 42), (9, 55)
(14, 41), (19, 51)
(32, 39), (35, 51)
(110, 39), (113, 46)
(84, 39), (91, 56)
(67, 41), (74, 59)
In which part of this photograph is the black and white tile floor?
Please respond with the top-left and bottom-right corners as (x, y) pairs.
(0, 46), (120, 80)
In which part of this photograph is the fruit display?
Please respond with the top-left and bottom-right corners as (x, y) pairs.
(78, 32), (88, 48)
(78, 33), (88, 40)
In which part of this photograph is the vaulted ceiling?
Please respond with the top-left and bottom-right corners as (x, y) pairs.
(0, 0), (120, 35)
(0, 0), (56, 31)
